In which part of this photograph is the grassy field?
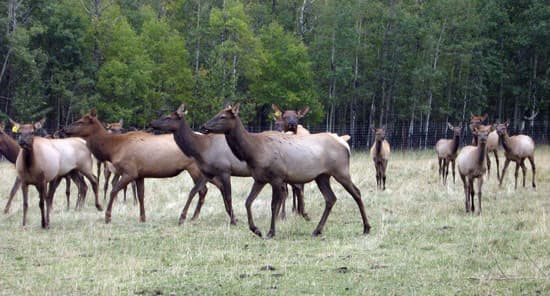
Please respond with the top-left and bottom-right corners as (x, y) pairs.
(0, 147), (548, 295)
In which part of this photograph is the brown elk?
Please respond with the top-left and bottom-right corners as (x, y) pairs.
(201, 103), (370, 238)
(272, 104), (309, 219)
(62, 109), (211, 224)
(457, 125), (495, 214)
(469, 114), (500, 179)
(150, 104), (251, 225)
(370, 127), (390, 190)
(435, 123), (462, 185)
(3, 122), (88, 213)
(495, 122), (536, 189)
(15, 120), (102, 228)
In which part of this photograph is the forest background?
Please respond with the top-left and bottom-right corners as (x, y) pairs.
(0, 0), (548, 149)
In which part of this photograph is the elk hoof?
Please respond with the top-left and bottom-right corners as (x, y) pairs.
(266, 231), (275, 239)
(250, 227), (262, 238)
(140, 216), (146, 222)
(230, 218), (238, 225)
(301, 213), (311, 221)
(96, 204), (103, 211)
(3, 208), (9, 214)
(311, 229), (322, 237)
(363, 225), (371, 234)
(105, 213), (112, 224)
(178, 217), (186, 226)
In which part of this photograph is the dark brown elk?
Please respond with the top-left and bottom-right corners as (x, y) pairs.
(150, 104), (250, 225)
(15, 121), (102, 228)
(62, 109), (210, 224)
(495, 122), (536, 189)
(3, 122), (88, 213)
(435, 123), (462, 185)
(469, 114), (500, 179)
(201, 103), (370, 238)
(370, 127), (390, 190)
(457, 125), (495, 214)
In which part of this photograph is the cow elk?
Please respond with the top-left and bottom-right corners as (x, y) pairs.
(495, 122), (536, 189)
(435, 123), (461, 185)
(370, 127), (390, 190)
(62, 109), (209, 224)
(457, 125), (495, 214)
(201, 103), (370, 239)
(469, 114), (500, 179)
(15, 120), (101, 228)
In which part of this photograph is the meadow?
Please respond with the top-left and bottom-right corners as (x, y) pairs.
(0, 148), (548, 295)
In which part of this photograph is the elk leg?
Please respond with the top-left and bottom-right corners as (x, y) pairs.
(22, 183), (29, 226)
(442, 158), (448, 185)
(494, 151), (500, 180)
(105, 173), (133, 223)
(4, 176), (21, 214)
(382, 159), (388, 190)
(438, 157), (443, 182)
(460, 174), (469, 212)
(520, 159), (527, 188)
(135, 177), (146, 222)
(486, 155), (491, 178)
(499, 159), (511, 187)
(294, 184), (309, 220)
(267, 181), (285, 239)
(514, 162), (520, 189)
(79, 170), (102, 211)
(70, 172), (88, 210)
(469, 177), (475, 213)
(245, 181), (267, 237)
(37, 183), (48, 229)
(451, 159), (456, 184)
(131, 181), (138, 205)
(103, 169), (113, 201)
(179, 175), (209, 225)
(527, 155), (536, 188)
(476, 177), (483, 215)
(46, 177), (62, 225)
(312, 174), (337, 237)
(65, 175), (71, 210)
(278, 183), (288, 220)
(108, 172), (118, 201)
(220, 173), (237, 225)
(190, 178), (210, 222)
(96, 160), (102, 187)
(334, 173), (370, 235)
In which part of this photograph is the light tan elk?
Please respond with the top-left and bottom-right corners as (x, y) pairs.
(15, 121), (101, 228)
(201, 103), (370, 239)
(457, 125), (495, 214)
(495, 122), (536, 189)
(435, 123), (462, 185)
(3, 122), (89, 214)
(370, 127), (390, 190)
(469, 114), (500, 179)
(62, 109), (210, 224)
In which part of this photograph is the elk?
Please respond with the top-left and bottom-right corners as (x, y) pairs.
(15, 120), (102, 228)
(62, 109), (211, 224)
(201, 103), (370, 238)
(495, 122), (536, 189)
(272, 104), (309, 219)
(2, 122), (88, 213)
(457, 125), (495, 214)
(435, 123), (462, 185)
(469, 114), (500, 179)
(370, 127), (390, 190)
(150, 104), (251, 225)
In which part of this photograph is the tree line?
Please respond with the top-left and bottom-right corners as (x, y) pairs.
(0, 0), (548, 137)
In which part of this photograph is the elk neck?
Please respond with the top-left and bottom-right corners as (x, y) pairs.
(477, 141), (487, 164)
(375, 139), (382, 155)
(174, 115), (203, 161)
(452, 133), (460, 154)
(0, 133), (20, 164)
(499, 132), (512, 153)
(224, 117), (256, 163)
(84, 125), (115, 162)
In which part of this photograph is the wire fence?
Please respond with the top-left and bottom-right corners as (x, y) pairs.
(249, 120), (550, 151)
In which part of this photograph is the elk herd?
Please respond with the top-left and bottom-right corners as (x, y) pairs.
(0, 105), (538, 238)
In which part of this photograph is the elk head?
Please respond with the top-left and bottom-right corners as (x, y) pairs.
(372, 127), (386, 142)
(495, 120), (509, 137)
(150, 104), (187, 132)
(106, 119), (124, 134)
(448, 122), (462, 137)
(271, 104), (309, 133)
(469, 113), (488, 130)
(201, 103), (240, 134)
(472, 124), (495, 144)
(12, 118), (46, 150)
(63, 109), (102, 138)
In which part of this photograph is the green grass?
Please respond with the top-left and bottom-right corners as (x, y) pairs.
(0, 147), (548, 295)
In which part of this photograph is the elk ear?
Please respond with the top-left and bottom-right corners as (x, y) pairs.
(447, 122), (454, 130)
(9, 118), (20, 130)
(297, 106), (310, 118)
(176, 104), (187, 118)
(231, 103), (240, 116)
(504, 119), (509, 127)
(90, 108), (97, 117)
(272, 104), (282, 119)
(490, 124), (497, 132)
(472, 126), (479, 135)
(34, 117), (46, 130)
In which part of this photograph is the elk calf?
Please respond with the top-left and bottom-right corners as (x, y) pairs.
(370, 127), (390, 190)
(435, 123), (461, 185)
(495, 122), (536, 189)
(457, 125), (495, 214)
